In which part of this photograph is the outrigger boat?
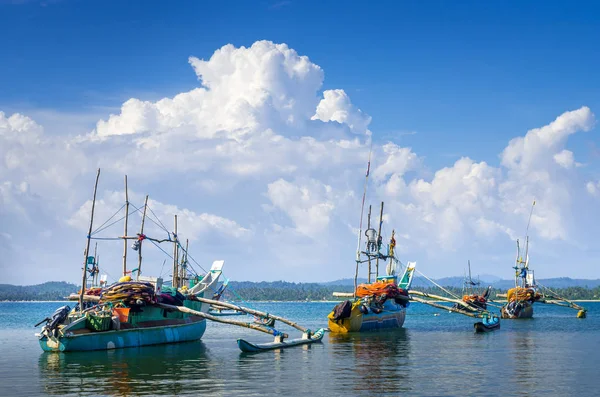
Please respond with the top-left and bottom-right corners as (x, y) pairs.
(454, 260), (491, 312)
(36, 170), (225, 352)
(499, 201), (587, 319)
(327, 156), (417, 333)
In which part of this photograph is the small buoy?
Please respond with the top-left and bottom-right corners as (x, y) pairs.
(577, 310), (587, 319)
(434, 313), (440, 317)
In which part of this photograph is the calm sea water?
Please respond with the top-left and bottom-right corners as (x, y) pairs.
(1, 301), (598, 396)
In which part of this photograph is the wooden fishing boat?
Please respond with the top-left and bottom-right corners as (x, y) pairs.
(501, 201), (539, 319)
(500, 202), (587, 319)
(453, 260), (491, 311)
(474, 313), (500, 333)
(327, 164), (417, 333)
(36, 170), (225, 352)
(237, 328), (325, 353)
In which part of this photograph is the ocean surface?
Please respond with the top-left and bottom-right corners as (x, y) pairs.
(1, 301), (598, 396)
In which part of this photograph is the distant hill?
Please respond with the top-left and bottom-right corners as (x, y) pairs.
(2, 277), (600, 302)
(0, 281), (77, 301)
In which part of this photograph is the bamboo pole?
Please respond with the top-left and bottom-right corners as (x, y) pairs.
(367, 205), (372, 283)
(409, 290), (478, 312)
(192, 297), (309, 333)
(172, 215), (178, 288)
(122, 175), (129, 277)
(157, 303), (289, 338)
(136, 195), (148, 280)
(79, 168), (101, 313)
(375, 201), (384, 278)
(410, 296), (480, 318)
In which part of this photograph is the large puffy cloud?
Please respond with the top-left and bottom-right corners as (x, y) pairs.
(1, 40), (599, 284)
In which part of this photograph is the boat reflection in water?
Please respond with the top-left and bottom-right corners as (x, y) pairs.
(327, 329), (412, 395)
(38, 341), (214, 396)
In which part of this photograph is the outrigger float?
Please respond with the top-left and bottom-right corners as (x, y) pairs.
(35, 170), (323, 353)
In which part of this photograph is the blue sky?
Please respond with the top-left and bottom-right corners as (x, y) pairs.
(1, 0), (599, 285)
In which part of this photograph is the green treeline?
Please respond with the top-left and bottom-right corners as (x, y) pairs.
(0, 282), (77, 301)
(1, 281), (599, 302)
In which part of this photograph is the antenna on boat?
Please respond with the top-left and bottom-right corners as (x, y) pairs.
(122, 175), (129, 277)
(136, 195), (149, 280)
(79, 168), (101, 313)
(524, 200), (535, 269)
(354, 142), (373, 297)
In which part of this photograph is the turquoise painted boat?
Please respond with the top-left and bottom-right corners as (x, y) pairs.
(36, 170), (225, 352)
(37, 262), (224, 352)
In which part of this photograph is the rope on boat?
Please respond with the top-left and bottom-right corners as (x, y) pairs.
(415, 269), (462, 300)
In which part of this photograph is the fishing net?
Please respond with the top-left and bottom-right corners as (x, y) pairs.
(99, 281), (157, 305)
(507, 287), (541, 302)
(355, 281), (408, 298)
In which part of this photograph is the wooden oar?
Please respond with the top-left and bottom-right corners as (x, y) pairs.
(191, 297), (309, 333)
(156, 303), (289, 338)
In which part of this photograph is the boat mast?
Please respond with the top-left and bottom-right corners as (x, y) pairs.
(367, 205), (372, 283)
(122, 175), (129, 277)
(79, 168), (101, 313)
(136, 195), (149, 280)
(172, 215), (179, 288)
(375, 201), (384, 278)
(354, 148), (372, 297)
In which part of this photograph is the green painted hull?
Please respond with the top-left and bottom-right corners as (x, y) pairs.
(39, 318), (207, 352)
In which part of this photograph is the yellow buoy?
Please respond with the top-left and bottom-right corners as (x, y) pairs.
(119, 275), (132, 283)
(577, 310), (587, 319)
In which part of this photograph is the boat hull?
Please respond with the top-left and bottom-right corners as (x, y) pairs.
(38, 318), (207, 352)
(328, 301), (407, 333)
(500, 302), (534, 319)
(474, 321), (500, 333)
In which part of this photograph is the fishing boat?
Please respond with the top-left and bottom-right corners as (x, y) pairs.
(36, 170), (225, 352)
(327, 197), (416, 333)
(499, 201), (587, 319)
(453, 260), (491, 312)
(474, 312), (500, 333)
(500, 202), (540, 319)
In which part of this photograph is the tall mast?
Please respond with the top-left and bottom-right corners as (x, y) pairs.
(354, 145), (372, 297)
(375, 201), (384, 278)
(79, 168), (101, 313)
(367, 205), (372, 283)
(136, 195), (149, 280)
(172, 215), (178, 288)
(122, 175), (129, 277)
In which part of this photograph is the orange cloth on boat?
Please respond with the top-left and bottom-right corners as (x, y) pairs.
(507, 287), (539, 302)
(355, 281), (407, 298)
(463, 294), (486, 303)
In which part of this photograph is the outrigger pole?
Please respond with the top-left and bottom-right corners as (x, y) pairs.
(79, 168), (101, 313)
(136, 195), (149, 279)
